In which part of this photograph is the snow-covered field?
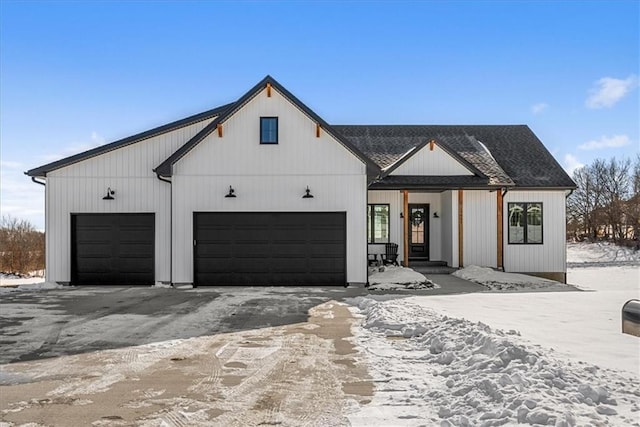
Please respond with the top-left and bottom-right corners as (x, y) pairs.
(347, 243), (640, 426)
(567, 241), (640, 267)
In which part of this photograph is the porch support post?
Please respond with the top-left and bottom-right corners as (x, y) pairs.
(458, 190), (464, 267)
(403, 190), (409, 267)
(497, 190), (504, 269)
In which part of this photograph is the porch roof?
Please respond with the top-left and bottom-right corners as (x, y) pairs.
(369, 174), (493, 190)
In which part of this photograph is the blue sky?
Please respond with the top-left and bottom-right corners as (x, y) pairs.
(1, 1), (638, 230)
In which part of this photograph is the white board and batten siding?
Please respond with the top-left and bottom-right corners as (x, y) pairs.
(503, 191), (567, 274)
(440, 190), (458, 267)
(172, 87), (368, 284)
(44, 119), (215, 283)
(390, 145), (473, 176)
(463, 190), (497, 268)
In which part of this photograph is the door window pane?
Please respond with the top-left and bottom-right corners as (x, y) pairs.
(411, 208), (425, 244)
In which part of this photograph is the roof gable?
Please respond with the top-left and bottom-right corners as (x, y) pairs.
(154, 75), (380, 177)
(384, 138), (482, 177)
(26, 104), (232, 177)
(171, 83), (368, 178)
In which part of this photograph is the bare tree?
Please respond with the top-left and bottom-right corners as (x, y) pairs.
(0, 215), (45, 276)
(625, 154), (640, 240)
(567, 160), (606, 239)
(600, 158), (631, 240)
(568, 156), (638, 244)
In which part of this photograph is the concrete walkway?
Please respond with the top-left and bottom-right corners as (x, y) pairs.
(422, 274), (486, 295)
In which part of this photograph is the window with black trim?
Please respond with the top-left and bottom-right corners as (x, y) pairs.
(260, 117), (278, 144)
(368, 204), (390, 243)
(508, 202), (543, 244)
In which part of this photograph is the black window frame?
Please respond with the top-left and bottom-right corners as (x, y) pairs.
(260, 117), (278, 144)
(507, 202), (544, 245)
(367, 203), (390, 244)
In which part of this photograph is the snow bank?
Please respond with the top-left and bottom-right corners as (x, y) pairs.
(0, 280), (61, 293)
(0, 273), (46, 288)
(568, 242), (640, 267)
(348, 297), (640, 427)
(452, 265), (571, 291)
(368, 266), (439, 291)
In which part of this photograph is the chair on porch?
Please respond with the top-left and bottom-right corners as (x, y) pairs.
(382, 243), (399, 266)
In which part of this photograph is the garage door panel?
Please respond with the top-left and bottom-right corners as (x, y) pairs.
(118, 257), (154, 271)
(76, 244), (113, 257)
(118, 244), (154, 257)
(72, 214), (154, 286)
(309, 258), (344, 271)
(194, 212), (346, 286)
(269, 244), (307, 256)
(76, 259), (111, 273)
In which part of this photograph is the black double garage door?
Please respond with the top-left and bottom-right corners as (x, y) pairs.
(194, 212), (346, 286)
(72, 212), (346, 286)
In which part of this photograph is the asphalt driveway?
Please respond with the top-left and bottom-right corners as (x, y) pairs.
(0, 274), (483, 365)
(0, 286), (367, 365)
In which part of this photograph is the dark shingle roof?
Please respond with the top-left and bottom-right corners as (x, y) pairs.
(333, 125), (575, 188)
(26, 103), (234, 177)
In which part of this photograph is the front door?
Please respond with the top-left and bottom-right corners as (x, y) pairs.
(408, 204), (429, 260)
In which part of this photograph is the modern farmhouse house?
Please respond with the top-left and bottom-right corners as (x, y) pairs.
(27, 76), (576, 287)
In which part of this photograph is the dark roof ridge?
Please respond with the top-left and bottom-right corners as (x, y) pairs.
(26, 103), (233, 177)
(332, 124), (531, 127)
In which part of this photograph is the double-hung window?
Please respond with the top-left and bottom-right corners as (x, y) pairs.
(368, 204), (390, 243)
(260, 117), (278, 144)
(508, 202), (543, 244)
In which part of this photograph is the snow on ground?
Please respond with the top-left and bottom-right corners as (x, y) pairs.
(568, 241), (640, 267)
(452, 265), (573, 292)
(407, 267), (640, 375)
(348, 243), (640, 426)
(0, 273), (45, 288)
(0, 273), (56, 293)
(347, 296), (639, 426)
(368, 266), (440, 291)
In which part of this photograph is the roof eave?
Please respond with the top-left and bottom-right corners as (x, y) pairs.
(507, 185), (577, 191)
(368, 183), (504, 190)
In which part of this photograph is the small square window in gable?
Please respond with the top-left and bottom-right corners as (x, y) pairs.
(260, 117), (278, 144)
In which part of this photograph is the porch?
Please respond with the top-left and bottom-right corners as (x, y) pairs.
(367, 188), (505, 271)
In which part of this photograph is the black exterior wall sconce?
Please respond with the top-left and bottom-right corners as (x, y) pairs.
(433, 212), (440, 218)
(400, 212), (404, 218)
(225, 186), (236, 198)
(302, 186), (314, 198)
(102, 187), (115, 200)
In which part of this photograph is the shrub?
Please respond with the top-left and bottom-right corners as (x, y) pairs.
(0, 215), (45, 276)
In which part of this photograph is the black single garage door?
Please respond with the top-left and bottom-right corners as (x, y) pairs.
(71, 213), (155, 286)
(194, 212), (346, 286)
